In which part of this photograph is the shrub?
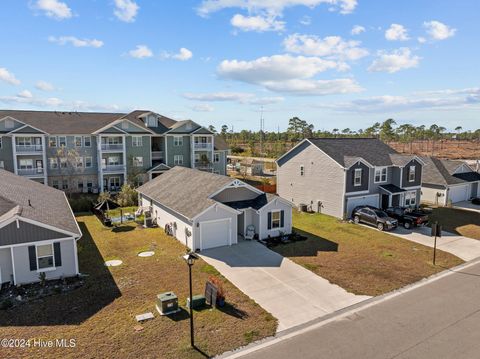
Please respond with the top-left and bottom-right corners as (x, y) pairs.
(0, 299), (13, 310)
(98, 191), (111, 203)
(230, 146), (245, 154)
(116, 184), (137, 207)
(69, 196), (95, 213)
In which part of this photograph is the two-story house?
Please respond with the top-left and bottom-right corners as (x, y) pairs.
(276, 138), (424, 219)
(0, 110), (229, 193)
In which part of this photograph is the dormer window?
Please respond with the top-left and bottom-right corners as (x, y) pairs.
(354, 168), (362, 186)
(374, 167), (387, 183)
(186, 122), (192, 130)
(145, 115), (157, 128)
(408, 165), (416, 182)
(5, 119), (14, 129)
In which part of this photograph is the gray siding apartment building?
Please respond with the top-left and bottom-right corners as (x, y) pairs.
(0, 110), (229, 193)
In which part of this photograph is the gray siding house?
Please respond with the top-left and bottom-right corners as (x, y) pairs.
(0, 110), (229, 193)
(0, 169), (81, 285)
(276, 138), (424, 219)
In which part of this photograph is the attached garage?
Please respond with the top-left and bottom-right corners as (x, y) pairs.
(448, 184), (470, 203)
(199, 219), (231, 250)
(345, 194), (379, 218)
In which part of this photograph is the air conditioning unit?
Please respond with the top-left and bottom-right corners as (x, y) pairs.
(156, 292), (179, 315)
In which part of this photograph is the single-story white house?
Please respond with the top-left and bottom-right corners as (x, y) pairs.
(421, 157), (480, 206)
(136, 166), (293, 251)
(0, 169), (82, 286)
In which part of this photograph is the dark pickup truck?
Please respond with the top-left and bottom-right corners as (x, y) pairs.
(385, 207), (429, 229)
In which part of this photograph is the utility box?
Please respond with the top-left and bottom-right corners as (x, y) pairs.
(156, 292), (179, 315)
(186, 295), (206, 310)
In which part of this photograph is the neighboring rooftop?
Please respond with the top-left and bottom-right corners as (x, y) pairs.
(0, 169), (81, 236)
(422, 157), (480, 186)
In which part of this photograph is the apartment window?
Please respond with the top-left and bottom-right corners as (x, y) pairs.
(36, 244), (55, 270)
(5, 119), (14, 129)
(86, 181), (93, 191)
(300, 165), (305, 176)
(108, 156), (120, 166)
(49, 137), (57, 148)
(271, 211), (281, 229)
(109, 177), (121, 189)
(59, 136), (67, 147)
(405, 191), (417, 206)
(85, 156), (92, 168)
(174, 155), (183, 165)
(78, 181), (84, 191)
(132, 136), (143, 147)
(0, 161), (4, 169)
(83, 136), (91, 147)
(194, 153), (200, 163)
(374, 167), (388, 183)
(60, 158), (67, 168)
(49, 158), (58, 169)
(214, 152), (220, 163)
(408, 165), (416, 182)
(76, 157), (83, 168)
(19, 159), (33, 169)
(354, 168), (362, 186)
(52, 180), (59, 189)
(62, 179), (69, 190)
(173, 136), (183, 147)
(17, 137), (32, 146)
(75, 136), (82, 147)
(146, 116), (157, 127)
(133, 156), (143, 167)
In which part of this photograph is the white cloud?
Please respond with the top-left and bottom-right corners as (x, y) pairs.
(183, 92), (285, 105)
(114, 0), (139, 23)
(368, 48), (420, 73)
(417, 37), (427, 44)
(0, 94), (62, 107)
(261, 78), (362, 95)
(35, 80), (55, 91)
(17, 90), (33, 98)
(231, 14), (285, 32)
(128, 45), (153, 59)
(48, 36), (103, 48)
(385, 24), (409, 41)
(33, 0), (72, 20)
(351, 25), (365, 35)
(0, 67), (21, 85)
(162, 48), (193, 61)
(423, 20), (456, 40)
(190, 104), (214, 112)
(300, 16), (311, 26)
(283, 34), (368, 61)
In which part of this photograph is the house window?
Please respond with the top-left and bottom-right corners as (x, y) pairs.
(62, 179), (68, 190)
(60, 158), (67, 168)
(374, 167), (388, 183)
(75, 136), (82, 147)
(52, 180), (59, 189)
(354, 168), (362, 186)
(146, 116), (157, 127)
(59, 136), (67, 147)
(300, 165), (305, 176)
(83, 136), (91, 147)
(76, 157), (83, 168)
(408, 165), (416, 182)
(214, 152), (220, 163)
(133, 156), (143, 167)
(49, 136), (57, 147)
(0, 160), (4, 169)
(49, 158), (58, 169)
(174, 155), (183, 165)
(173, 136), (183, 146)
(85, 156), (92, 168)
(36, 244), (55, 270)
(5, 119), (14, 129)
(271, 211), (281, 229)
(405, 191), (417, 206)
(132, 136), (143, 147)
(19, 159), (33, 169)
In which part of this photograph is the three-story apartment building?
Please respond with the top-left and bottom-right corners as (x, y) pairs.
(0, 110), (229, 193)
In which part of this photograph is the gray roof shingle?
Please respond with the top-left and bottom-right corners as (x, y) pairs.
(421, 157), (480, 186)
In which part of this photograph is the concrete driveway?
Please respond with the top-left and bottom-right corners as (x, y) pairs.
(200, 241), (370, 332)
(454, 200), (480, 213)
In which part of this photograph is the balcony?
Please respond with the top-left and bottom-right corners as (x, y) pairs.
(17, 168), (44, 176)
(195, 163), (213, 172)
(102, 164), (126, 173)
(101, 144), (123, 151)
(16, 145), (43, 153)
(193, 143), (213, 150)
(151, 151), (164, 160)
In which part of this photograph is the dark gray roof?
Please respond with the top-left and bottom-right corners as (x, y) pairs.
(137, 166), (234, 220)
(421, 157), (479, 186)
(224, 193), (276, 210)
(120, 110), (176, 134)
(0, 170), (81, 236)
(307, 138), (415, 168)
(379, 184), (406, 194)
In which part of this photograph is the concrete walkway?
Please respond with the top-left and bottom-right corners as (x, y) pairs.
(390, 226), (480, 261)
(453, 201), (480, 213)
(200, 241), (370, 332)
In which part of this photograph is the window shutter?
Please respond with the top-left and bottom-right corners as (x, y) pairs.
(28, 246), (37, 271)
(267, 212), (272, 230)
(54, 242), (62, 267)
(280, 210), (285, 228)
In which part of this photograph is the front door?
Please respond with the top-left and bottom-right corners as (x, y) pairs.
(381, 194), (389, 209)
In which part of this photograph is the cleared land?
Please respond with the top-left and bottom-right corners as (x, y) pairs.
(272, 212), (463, 296)
(0, 214), (276, 359)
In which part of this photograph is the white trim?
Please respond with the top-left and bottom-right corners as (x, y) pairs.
(354, 168), (363, 187)
(73, 237), (79, 275)
(208, 178), (263, 199)
(92, 117), (156, 135)
(373, 166), (388, 184)
(346, 193), (380, 200)
(191, 126), (214, 135)
(8, 123), (48, 135)
(192, 202), (241, 222)
(345, 189), (370, 196)
(10, 247), (16, 284)
(0, 215), (79, 238)
(341, 168), (347, 218)
(62, 191), (83, 240)
(0, 236), (74, 249)
(35, 242), (56, 272)
(346, 158), (374, 169)
(402, 185), (421, 190)
(199, 217), (232, 251)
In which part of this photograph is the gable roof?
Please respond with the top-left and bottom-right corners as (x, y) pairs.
(421, 157), (480, 186)
(214, 135), (229, 151)
(0, 170), (81, 236)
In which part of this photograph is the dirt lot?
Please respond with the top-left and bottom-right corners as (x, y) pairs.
(389, 140), (480, 159)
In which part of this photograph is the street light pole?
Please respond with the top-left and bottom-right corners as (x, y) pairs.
(188, 261), (194, 347)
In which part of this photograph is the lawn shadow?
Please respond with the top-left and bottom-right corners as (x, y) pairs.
(0, 222), (121, 326)
(112, 225), (136, 233)
(274, 228), (338, 257)
(217, 302), (249, 320)
(429, 207), (480, 237)
(167, 307), (190, 322)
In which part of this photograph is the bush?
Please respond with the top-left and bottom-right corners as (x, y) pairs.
(98, 191), (111, 203)
(0, 299), (13, 310)
(69, 196), (95, 213)
(116, 184), (138, 207)
(230, 146), (245, 154)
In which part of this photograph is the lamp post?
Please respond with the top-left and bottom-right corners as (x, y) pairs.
(183, 252), (199, 348)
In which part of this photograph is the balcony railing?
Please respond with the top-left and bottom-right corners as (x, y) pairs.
(16, 145), (43, 153)
(101, 144), (123, 151)
(193, 143), (213, 150)
(102, 165), (125, 173)
(195, 163), (213, 171)
(17, 168), (44, 176)
(151, 151), (164, 160)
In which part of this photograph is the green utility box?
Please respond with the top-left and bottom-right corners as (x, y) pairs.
(156, 292), (179, 315)
(186, 295), (206, 309)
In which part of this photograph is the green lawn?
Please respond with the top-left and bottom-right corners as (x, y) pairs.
(0, 214), (276, 359)
(428, 207), (480, 240)
(273, 211), (463, 296)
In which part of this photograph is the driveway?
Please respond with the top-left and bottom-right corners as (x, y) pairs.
(389, 226), (480, 261)
(200, 241), (370, 332)
(454, 200), (480, 213)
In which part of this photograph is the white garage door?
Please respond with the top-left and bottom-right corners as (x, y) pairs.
(346, 195), (379, 218)
(200, 219), (230, 250)
(448, 185), (469, 203)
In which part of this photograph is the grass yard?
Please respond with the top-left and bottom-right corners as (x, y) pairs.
(273, 212), (463, 296)
(428, 207), (480, 240)
(0, 214), (276, 359)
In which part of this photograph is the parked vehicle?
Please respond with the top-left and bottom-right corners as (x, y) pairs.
(352, 206), (398, 231)
(385, 207), (429, 229)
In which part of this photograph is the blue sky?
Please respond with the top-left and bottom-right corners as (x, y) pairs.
(0, 0), (479, 132)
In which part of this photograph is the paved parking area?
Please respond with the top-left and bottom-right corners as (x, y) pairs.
(200, 241), (370, 332)
(453, 201), (480, 213)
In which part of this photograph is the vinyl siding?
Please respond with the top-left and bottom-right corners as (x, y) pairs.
(258, 199), (292, 240)
(0, 247), (13, 284)
(165, 135), (192, 168)
(277, 141), (345, 218)
(402, 159), (422, 187)
(212, 150), (228, 175)
(345, 162), (370, 193)
(125, 135), (151, 174)
(421, 186), (446, 206)
(0, 136), (14, 171)
(212, 186), (259, 202)
(194, 205), (238, 250)
(0, 221), (70, 246)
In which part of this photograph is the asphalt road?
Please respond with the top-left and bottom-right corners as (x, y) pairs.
(238, 261), (480, 359)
